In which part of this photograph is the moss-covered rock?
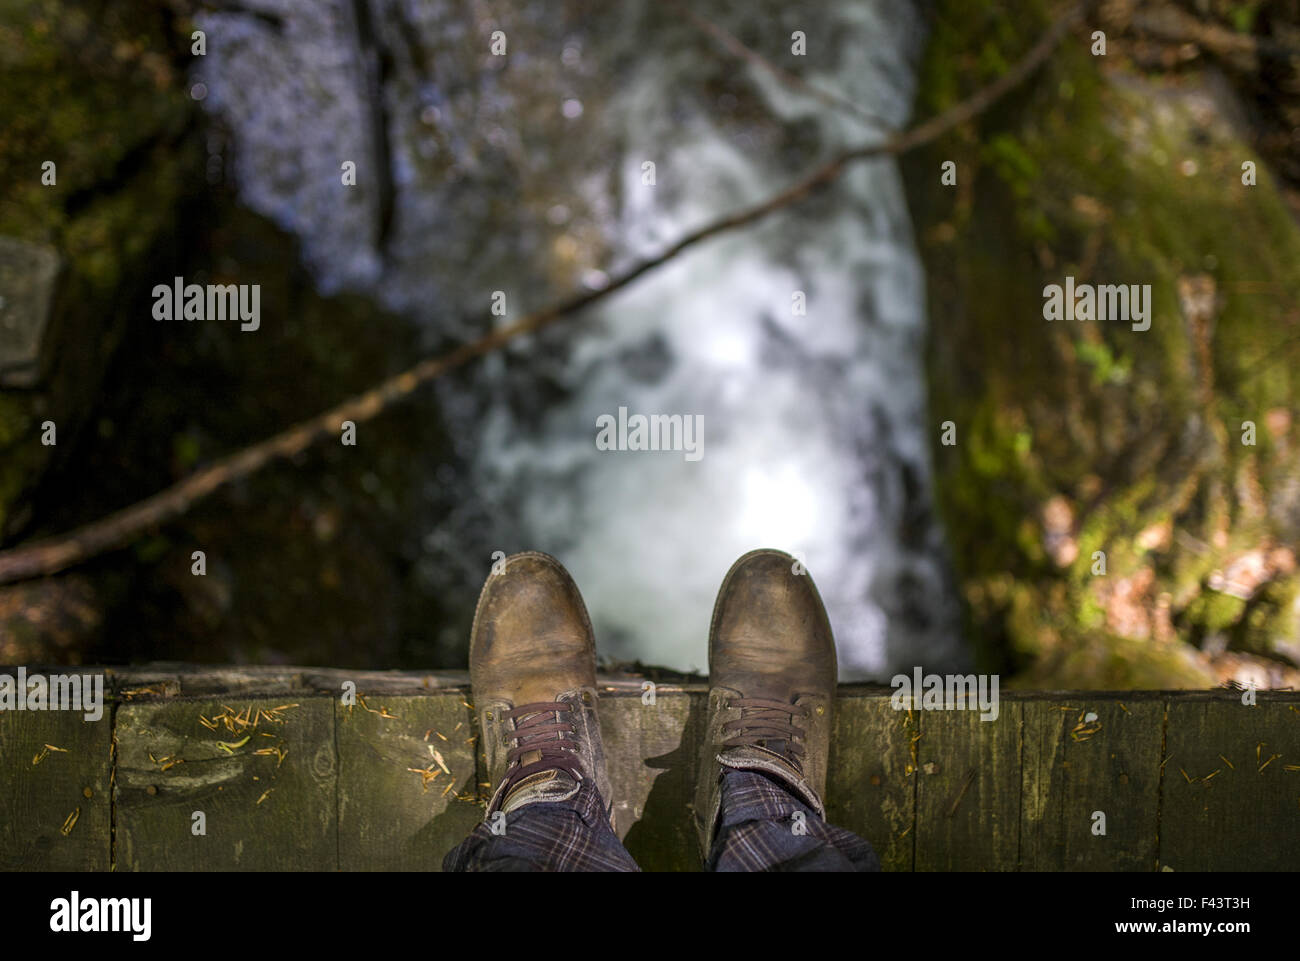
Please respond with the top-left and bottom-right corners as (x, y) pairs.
(903, 0), (1300, 687)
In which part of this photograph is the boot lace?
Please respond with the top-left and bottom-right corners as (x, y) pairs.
(721, 697), (808, 768)
(499, 701), (582, 797)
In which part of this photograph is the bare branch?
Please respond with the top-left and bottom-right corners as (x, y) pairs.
(1129, 6), (1299, 65)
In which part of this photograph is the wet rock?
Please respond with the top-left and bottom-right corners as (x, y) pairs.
(0, 238), (62, 389)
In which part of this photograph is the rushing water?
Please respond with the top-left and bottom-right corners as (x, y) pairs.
(192, 0), (966, 679)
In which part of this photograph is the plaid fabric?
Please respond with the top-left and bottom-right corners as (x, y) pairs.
(442, 777), (640, 872)
(444, 769), (877, 872)
(706, 770), (880, 872)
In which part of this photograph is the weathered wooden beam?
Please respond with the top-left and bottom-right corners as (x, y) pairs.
(1, 667), (1295, 871)
(1020, 697), (1164, 870)
(826, 692), (917, 871)
(336, 693), (481, 871)
(114, 696), (337, 870)
(914, 701), (1022, 871)
(0, 684), (111, 871)
(603, 690), (702, 871)
(1159, 694), (1298, 871)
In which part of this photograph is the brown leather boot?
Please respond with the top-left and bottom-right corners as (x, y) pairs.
(470, 551), (613, 822)
(694, 548), (836, 858)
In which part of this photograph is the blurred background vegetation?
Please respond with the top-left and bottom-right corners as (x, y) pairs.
(1, 0), (1297, 689)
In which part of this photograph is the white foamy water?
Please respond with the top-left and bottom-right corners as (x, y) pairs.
(194, 0), (965, 678)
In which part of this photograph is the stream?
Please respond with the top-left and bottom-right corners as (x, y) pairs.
(190, 0), (966, 679)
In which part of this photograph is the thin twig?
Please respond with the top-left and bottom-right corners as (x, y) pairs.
(0, 1), (1089, 585)
(667, 0), (892, 131)
(1130, 7), (1299, 63)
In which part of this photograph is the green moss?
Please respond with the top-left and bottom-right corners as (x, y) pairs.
(906, 0), (1300, 686)
(1014, 631), (1215, 689)
(1237, 576), (1300, 653)
(1185, 591), (1248, 634)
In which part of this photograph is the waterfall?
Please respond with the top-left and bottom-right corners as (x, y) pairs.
(192, 0), (965, 679)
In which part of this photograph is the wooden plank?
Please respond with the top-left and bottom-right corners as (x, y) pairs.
(336, 693), (482, 871)
(914, 700), (1022, 871)
(1020, 697), (1163, 870)
(601, 690), (701, 871)
(108, 665), (472, 697)
(1160, 694), (1299, 871)
(2, 665), (1293, 872)
(115, 696), (336, 870)
(825, 693), (916, 871)
(0, 683), (111, 870)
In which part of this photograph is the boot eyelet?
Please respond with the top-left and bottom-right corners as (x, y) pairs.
(485, 711), (494, 721)
(815, 706), (824, 716)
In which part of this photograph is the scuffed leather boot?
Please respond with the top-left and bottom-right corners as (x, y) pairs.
(471, 551), (613, 823)
(694, 548), (836, 859)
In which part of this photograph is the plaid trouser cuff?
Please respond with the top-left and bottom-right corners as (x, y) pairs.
(706, 769), (880, 872)
(445, 769), (878, 872)
(442, 777), (640, 872)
